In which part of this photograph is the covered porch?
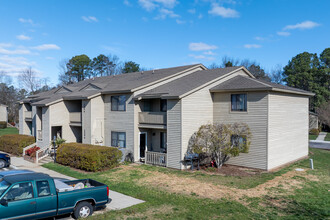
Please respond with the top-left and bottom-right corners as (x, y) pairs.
(138, 128), (167, 167)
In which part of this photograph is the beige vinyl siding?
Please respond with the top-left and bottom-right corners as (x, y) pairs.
(213, 92), (268, 170)
(0, 105), (7, 122)
(180, 69), (250, 169)
(267, 92), (309, 170)
(40, 106), (50, 147)
(104, 94), (134, 159)
(167, 99), (182, 169)
(90, 96), (105, 145)
(181, 85), (213, 164)
(82, 100), (91, 143)
(50, 101), (76, 143)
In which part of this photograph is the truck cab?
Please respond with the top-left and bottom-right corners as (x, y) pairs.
(0, 172), (110, 219)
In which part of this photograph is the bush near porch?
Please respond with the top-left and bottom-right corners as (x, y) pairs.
(56, 143), (122, 172)
(0, 134), (35, 155)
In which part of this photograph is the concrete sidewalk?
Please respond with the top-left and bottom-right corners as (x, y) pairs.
(316, 132), (327, 141)
(3, 154), (145, 219)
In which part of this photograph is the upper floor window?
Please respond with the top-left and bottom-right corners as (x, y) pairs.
(231, 94), (247, 112)
(143, 100), (152, 112)
(160, 100), (167, 112)
(111, 95), (126, 111)
(111, 131), (126, 148)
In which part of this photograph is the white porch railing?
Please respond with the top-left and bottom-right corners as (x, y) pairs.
(25, 111), (32, 119)
(35, 144), (52, 164)
(22, 143), (37, 156)
(145, 151), (166, 167)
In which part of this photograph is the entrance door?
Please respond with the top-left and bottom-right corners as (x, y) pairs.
(139, 133), (147, 158)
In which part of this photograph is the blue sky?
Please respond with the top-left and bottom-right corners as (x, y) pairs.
(0, 0), (329, 86)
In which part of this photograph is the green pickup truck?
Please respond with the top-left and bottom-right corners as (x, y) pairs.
(0, 172), (110, 219)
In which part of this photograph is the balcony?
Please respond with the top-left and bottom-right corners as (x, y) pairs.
(25, 111), (32, 121)
(138, 112), (167, 129)
(69, 112), (82, 126)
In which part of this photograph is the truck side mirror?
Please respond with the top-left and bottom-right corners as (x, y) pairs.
(0, 199), (8, 206)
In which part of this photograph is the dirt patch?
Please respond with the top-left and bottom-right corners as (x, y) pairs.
(137, 169), (319, 202)
(119, 205), (175, 220)
(200, 164), (263, 177)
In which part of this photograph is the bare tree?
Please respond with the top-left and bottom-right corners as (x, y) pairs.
(316, 101), (330, 128)
(189, 123), (251, 170)
(270, 64), (283, 84)
(18, 67), (41, 94)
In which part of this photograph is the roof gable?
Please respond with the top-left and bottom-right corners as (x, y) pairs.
(80, 83), (102, 91)
(55, 86), (72, 94)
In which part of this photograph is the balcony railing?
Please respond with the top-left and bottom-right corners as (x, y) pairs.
(70, 112), (82, 123)
(37, 130), (42, 141)
(145, 151), (166, 167)
(138, 112), (166, 125)
(25, 111), (32, 119)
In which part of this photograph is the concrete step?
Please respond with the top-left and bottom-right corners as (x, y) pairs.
(39, 156), (54, 164)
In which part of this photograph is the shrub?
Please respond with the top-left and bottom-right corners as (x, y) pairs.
(0, 134), (35, 155)
(309, 128), (319, 136)
(56, 143), (122, 172)
(25, 146), (40, 157)
(0, 121), (7, 129)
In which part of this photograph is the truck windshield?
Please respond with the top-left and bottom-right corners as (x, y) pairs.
(0, 180), (10, 197)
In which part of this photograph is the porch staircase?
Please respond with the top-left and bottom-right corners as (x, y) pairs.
(38, 156), (53, 164)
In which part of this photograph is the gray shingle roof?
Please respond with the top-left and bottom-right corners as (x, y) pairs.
(25, 64), (202, 106)
(135, 66), (242, 98)
(210, 75), (314, 96)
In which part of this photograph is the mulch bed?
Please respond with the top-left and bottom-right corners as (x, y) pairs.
(197, 164), (264, 177)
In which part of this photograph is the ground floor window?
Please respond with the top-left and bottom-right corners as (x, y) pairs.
(231, 135), (246, 149)
(160, 132), (167, 152)
(111, 131), (126, 148)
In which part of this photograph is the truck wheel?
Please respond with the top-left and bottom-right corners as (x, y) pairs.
(0, 159), (5, 169)
(73, 201), (93, 219)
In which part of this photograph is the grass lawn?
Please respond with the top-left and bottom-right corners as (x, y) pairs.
(0, 127), (18, 136)
(325, 132), (330, 141)
(43, 148), (330, 219)
(309, 134), (318, 140)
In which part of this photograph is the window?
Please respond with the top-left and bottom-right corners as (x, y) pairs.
(111, 132), (126, 148)
(160, 100), (167, 112)
(231, 135), (246, 150)
(143, 100), (152, 112)
(0, 180), (10, 197)
(231, 94), (247, 111)
(36, 180), (51, 197)
(4, 182), (33, 202)
(111, 95), (126, 111)
(160, 132), (167, 151)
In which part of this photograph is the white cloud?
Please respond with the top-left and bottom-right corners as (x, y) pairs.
(18, 18), (34, 25)
(0, 55), (37, 76)
(16, 34), (31, 41)
(0, 44), (31, 55)
(208, 3), (239, 18)
(254, 36), (265, 41)
(277, 31), (291, 36)
(189, 54), (215, 61)
(155, 8), (179, 19)
(189, 42), (218, 51)
(138, 0), (178, 11)
(188, 9), (196, 14)
(32, 44), (61, 51)
(176, 19), (186, 24)
(244, 44), (262, 49)
(81, 16), (98, 23)
(123, 0), (132, 6)
(198, 13), (203, 19)
(203, 51), (216, 55)
(284, 21), (320, 30)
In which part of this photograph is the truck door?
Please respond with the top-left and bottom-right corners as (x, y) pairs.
(0, 181), (36, 219)
(35, 180), (57, 219)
